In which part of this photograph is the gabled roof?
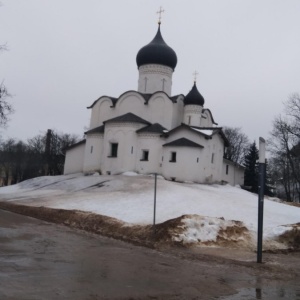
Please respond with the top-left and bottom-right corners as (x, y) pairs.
(191, 126), (229, 147)
(161, 123), (201, 137)
(223, 158), (246, 169)
(163, 138), (204, 148)
(162, 124), (229, 147)
(65, 139), (86, 151)
(103, 112), (151, 125)
(136, 123), (167, 134)
(85, 125), (104, 135)
(190, 126), (222, 136)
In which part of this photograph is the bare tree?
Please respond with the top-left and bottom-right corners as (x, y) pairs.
(284, 93), (300, 138)
(285, 93), (300, 121)
(223, 127), (250, 164)
(0, 138), (13, 184)
(44, 130), (79, 175)
(0, 42), (13, 127)
(0, 43), (8, 51)
(269, 94), (300, 202)
(268, 154), (295, 201)
(0, 138), (31, 184)
(0, 130), (80, 185)
(0, 82), (13, 127)
(28, 130), (79, 176)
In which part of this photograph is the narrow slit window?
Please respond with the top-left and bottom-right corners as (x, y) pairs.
(110, 143), (118, 157)
(226, 164), (229, 175)
(211, 153), (215, 164)
(170, 152), (177, 162)
(90, 146), (93, 153)
(141, 150), (149, 161)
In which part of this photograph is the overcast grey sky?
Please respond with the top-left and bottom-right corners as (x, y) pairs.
(1, 0), (299, 143)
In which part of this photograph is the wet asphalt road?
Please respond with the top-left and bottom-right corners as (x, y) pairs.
(0, 209), (299, 300)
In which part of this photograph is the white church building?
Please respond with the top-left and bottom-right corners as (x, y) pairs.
(64, 21), (244, 186)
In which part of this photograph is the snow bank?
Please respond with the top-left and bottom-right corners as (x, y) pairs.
(0, 174), (299, 250)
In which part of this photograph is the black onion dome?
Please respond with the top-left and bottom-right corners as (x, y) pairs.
(184, 82), (205, 106)
(136, 25), (177, 70)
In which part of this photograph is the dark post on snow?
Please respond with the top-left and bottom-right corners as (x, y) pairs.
(153, 173), (157, 234)
(257, 137), (266, 263)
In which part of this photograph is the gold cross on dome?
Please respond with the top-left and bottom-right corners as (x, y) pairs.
(157, 6), (165, 24)
(193, 70), (199, 83)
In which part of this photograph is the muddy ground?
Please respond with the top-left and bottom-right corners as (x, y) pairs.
(1, 208), (300, 300)
(0, 202), (300, 299)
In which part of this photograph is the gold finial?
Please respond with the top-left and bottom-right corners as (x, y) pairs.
(157, 6), (165, 24)
(193, 70), (199, 83)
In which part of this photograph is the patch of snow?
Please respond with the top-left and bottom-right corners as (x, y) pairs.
(191, 128), (214, 136)
(265, 225), (293, 240)
(122, 171), (139, 176)
(174, 216), (223, 243)
(266, 196), (282, 203)
(148, 174), (165, 180)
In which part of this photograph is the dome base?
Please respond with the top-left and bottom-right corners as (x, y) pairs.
(138, 64), (173, 95)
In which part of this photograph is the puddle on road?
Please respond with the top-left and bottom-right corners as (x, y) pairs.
(219, 286), (300, 299)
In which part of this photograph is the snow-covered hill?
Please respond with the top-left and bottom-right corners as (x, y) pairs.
(0, 172), (299, 250)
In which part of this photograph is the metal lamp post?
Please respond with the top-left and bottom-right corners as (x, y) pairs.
(153, 173), (157, 234)
(257, 137), (266, 263)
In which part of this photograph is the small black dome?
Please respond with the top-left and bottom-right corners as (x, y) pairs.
(184, 82), (205, 106)
(136, 25), (177, 70)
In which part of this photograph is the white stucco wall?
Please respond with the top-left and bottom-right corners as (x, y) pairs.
(147, 94), (175, 129)
(89, 97), (113, 129)
(138, 64), (173, 96)
(161, 146), (205, 182)
(64, 142), (86, 175)
(183, 105), (203, 127)
(222, 159), (245, 186)
(88, 91), (183, 132)
(136, 134), (164, 174)
(162, 128), (225, 183)
(171, 95), (184, 129)
(203, 135), (224, 183)
(64, 124), (243, 186)
(116, 93), (146, 119)
(83, 134), (103, 173)
(102, 122), (145, 175)
(200, 110), (213, 127)
(89, 93), (145, 130)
